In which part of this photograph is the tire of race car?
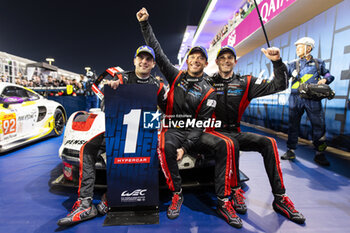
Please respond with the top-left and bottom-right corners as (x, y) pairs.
(53, 108), (66, 136)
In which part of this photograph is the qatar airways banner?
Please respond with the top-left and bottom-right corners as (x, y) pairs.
(221, 0), (297, 47)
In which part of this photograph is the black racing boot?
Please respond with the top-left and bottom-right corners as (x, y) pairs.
(167, 190), (183, 219)
(281, 149), (296, 160)
(231, 188), (247, 214)
(217, 198), (243, 228)
(314, 151), (330, 166)
(273, 194), (305, 224)
(57, 197), (97, 226)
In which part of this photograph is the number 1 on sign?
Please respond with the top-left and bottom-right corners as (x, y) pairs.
(123, 109), (141, 153)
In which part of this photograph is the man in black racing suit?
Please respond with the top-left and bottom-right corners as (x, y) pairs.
(137, 8), (246, 228)
(57, 45), (167, 226)
(206, 45), (305, 224)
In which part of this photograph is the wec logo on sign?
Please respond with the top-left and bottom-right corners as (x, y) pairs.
(121, 189), (147, 197)
(121, 189), (147, 202)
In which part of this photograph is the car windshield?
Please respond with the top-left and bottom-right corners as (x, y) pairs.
(0, 86), (39, 103)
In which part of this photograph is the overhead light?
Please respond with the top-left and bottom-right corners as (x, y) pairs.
(46, 58), (55, 65)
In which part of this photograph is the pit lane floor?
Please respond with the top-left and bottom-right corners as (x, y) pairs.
(1, 125), (350, 233)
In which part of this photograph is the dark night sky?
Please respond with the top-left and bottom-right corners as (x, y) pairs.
(0, 0), (209, 76)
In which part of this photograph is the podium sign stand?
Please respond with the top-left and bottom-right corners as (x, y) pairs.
(103, 84), (160, 225)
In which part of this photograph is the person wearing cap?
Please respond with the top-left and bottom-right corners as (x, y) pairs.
(57, 45), (167, 226)
(205, 45), (306, 224)
(136, 8), (242, 225)
(281, 37), (335, 166)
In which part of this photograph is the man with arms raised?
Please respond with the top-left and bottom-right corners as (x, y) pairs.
(137, 8), (246, 228)
(206, 45), (306, 224)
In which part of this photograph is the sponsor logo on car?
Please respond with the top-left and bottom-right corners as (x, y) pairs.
(64, 140), (87, 145)
(18, 114), (35, 121)
(63, 162), (73, 181)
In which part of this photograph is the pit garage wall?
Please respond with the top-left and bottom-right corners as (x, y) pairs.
(235, 0), (350, 151)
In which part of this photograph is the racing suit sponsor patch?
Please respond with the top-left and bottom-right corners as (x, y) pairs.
(207, 99), (217, 108)
(255, 78), (263, 85)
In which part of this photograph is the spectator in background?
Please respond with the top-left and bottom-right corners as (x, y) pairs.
(27, 80), (34, 88)
(75, 82), (85, 96)
(79, 74), (85, 85)
(21, 78), (28, 87)
(234, 11), (240, 23)
(18, 72), (23, 80)
(239, 7), (246, 19)
(46, 76), (54, 87)
(33, 75), (42, 87)
(247, 0), (254, 9)
(64, 78), (71, 86)
(60, 76), (67, 87)
(72, 78), (78, 88)
(53, 78), (60, 87)
(15, 77), (21, 85)
(0, 75), (7, 82)
(84, 71), (98, 110)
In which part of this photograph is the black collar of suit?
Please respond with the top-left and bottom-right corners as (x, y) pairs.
(184, 73), (203, 83)
(126, 70), (154, 84)
(213, 72), (240, 83)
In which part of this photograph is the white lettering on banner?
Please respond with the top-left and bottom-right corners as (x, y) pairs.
(228, 30), (236, 46)
(260, 0), (290, 23)
(268, 0), (276, 18)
